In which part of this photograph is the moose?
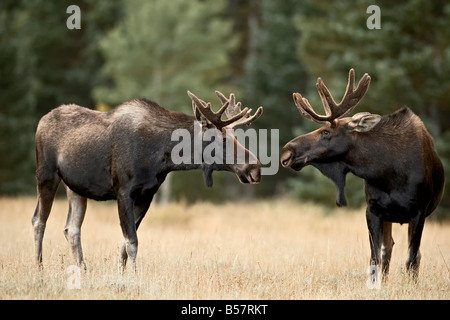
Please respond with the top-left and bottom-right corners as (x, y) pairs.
(281, 69), (444, 282)
(32, 91), (263, 270)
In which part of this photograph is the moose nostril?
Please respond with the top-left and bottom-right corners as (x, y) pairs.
(280, 150), (292, 167)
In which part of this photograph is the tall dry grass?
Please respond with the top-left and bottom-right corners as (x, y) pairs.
(0, 197), (449, 299)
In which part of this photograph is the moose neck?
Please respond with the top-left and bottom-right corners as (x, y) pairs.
(344, 130), (417, 188)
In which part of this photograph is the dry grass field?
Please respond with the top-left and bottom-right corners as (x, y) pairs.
(0, 197), (449, 300)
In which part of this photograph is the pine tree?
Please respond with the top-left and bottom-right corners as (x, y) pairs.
(0, 1), (121, 194)
(0, 1), (35, 193)
(241, 0), (309, 197)
(291, 0), (450, 209)
(93, 0), (238, 113)
(295, 0), (450, 125)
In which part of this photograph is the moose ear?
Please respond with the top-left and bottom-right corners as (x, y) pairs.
(348, 113), (381, 132)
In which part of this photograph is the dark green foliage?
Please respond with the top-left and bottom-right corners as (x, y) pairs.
(93, 0), (238, 113)
(242, 0), (309, 197)
(0, 1), (448, 216)
(291, 0), (450, 215)
(0, 1), (121, 194)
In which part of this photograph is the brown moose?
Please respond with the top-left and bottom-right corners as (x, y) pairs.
(32, 91), (262, 270)
(281, 69), (444, 282)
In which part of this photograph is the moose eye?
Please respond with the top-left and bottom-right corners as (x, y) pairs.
(322, 129), (330, 137)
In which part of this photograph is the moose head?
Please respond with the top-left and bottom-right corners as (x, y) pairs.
(280, 69), (378, 206)
(186, 90), (263, 187)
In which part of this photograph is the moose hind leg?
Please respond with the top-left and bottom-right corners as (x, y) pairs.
(366, 208), (383, 286)
(64, 186), (87, 269)
(32, 174), (61, 267)
(406, 214), (425, 279)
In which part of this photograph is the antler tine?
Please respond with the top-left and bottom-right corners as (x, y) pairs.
(187, 90), (225, 125)
(215, 91), (263, 128)
(293, 92), (328, 124)
(228, 105), (263, 128)
(213, 91), (249, 128)
(317, 68), (371, 120)
(215, 90), (228, 105)
(212, 91), (231, 119)
(188, 90), (262, 130)
(216, 91), (242, 119)
(293, 69), (371, 124)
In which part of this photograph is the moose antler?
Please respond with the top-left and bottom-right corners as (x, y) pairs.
(293, 69), (371, 124)
(215, 91), (263, 128)
(187, 90), (263, 130)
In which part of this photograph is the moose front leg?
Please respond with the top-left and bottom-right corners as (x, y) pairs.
(117, 195), (139, 272)
(381, 221), (394, 280)
(366, 207), (383, 286)
(118, 200), (153, 271)
(118, 184), (157, 271)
